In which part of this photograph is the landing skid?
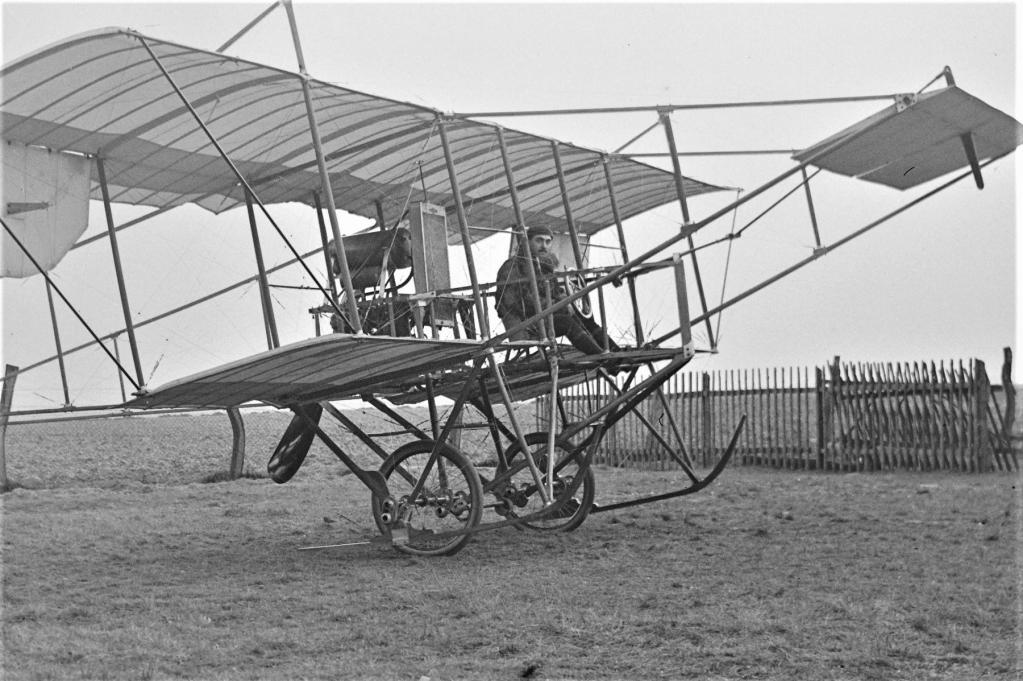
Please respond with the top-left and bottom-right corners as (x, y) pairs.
(591, 415), (746, 513)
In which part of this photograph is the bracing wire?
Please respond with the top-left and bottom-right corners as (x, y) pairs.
(713, 188), (744, 347)
(1, 216), (141, 392)
(330, 119), (441, 311)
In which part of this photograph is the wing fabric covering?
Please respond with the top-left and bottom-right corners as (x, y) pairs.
(1, 140), (92, 277)
(123, 334), (488, 409)
(794, 86), (1023, 189)
(0, 28), (725, 246)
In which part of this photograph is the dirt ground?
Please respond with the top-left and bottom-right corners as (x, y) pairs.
(2, 458), (1019, 680)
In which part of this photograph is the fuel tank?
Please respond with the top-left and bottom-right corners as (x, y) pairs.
(327, 228), (412, 290)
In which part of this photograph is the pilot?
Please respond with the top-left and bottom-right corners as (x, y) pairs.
(495, 226), (619, 355)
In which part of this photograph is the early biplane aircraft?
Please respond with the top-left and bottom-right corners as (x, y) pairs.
(2, 3), (1020, 555)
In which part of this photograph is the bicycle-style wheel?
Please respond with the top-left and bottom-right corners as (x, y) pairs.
(371, 439), (483, 556)
(502, 432), (595, 532)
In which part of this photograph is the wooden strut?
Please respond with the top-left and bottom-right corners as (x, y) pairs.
(601, 156), (645, 346)
(362, 395), (432, 441)
(590, 415), (746, 513)
(244, 190), (280, 350)
(0, 365), (18, 491)
(436, 117), (491, 338)
(405, 358), (486, 503)
(489, 85), (953, 351)
(311, 192), (340, 301)
(44, 280), (71, 406)
(659, 112), (715, 349)
(625, 149), (799, 157)
(456, 94), (901, 118)
(217, 0), (281, 53)
(110, 335), (128, 404)
(14, 243), (331, 382)
(496, 126), (555, 344)
(647, 153), (1008, 347)
(426, 354), (705, 541)
(411, 303), (442, 440)
(71, 205), (175, 252)
(436, 116), (549, 500)
(496, 126), (561, 499)
(134, 34), (350, 327)
(281, 0), (363, 332)
(320, 402), (392, 463)
(0, 217), (140, 392)
(96, 156), (146, 389)
(551, 141), (587, 271)
(801, 167), (823, 249)
(595, 368), (699, 483)
(291, 405), (389, 498)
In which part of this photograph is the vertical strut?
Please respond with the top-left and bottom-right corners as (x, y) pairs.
(312, 192), (339, 301)
(437, 117), (490, 338)
(659, 112), (692, 224)
(44, 280), (71, 406)
(411, 302), (441, 440)
(496, 127), (553, 341)
(282, 0), (363, 332)
(1, 217), (139, 392)
(673, 254), (693, 354)
(550, 141), (586, 270)
(438, 119), (547, 501)
(95, 156), (145, 390)
(601, 156), (644, 345)
(135, 33), (346, 324)
(801, 167), (823, 249)
(111, 334), (128, 405)
(658, 112), (715, 348)
(244, 190), (280, 350)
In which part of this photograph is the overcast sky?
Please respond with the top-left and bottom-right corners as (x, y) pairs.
(1, 2), (1019, 410)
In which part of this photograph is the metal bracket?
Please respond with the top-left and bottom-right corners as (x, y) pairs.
(894, 93), (918, 112)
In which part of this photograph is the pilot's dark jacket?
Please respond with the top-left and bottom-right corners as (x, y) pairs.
(494, 251), (563, 321)
(494, 251), (616, 355)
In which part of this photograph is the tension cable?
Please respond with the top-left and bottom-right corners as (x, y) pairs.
(1, 217), (141, 392)
(713, 189), (744, 347)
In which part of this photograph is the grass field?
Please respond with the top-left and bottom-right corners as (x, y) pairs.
(1, 410), (1020, 680)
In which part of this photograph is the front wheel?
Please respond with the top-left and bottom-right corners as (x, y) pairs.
(371, 439), (483, 556)
(502, 432), (595, 532)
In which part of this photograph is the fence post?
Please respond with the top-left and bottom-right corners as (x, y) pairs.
(0, 365), (18, 491)
(973, 359), (994, 472)
(700, 372), (712, 466)
(227, 407), (246, 479)
(1001, 347), (1015, 439)
(815, 364), (831, 470)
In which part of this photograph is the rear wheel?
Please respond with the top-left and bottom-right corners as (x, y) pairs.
(502, 432), (595, 532)
(371, 439), (483, 556)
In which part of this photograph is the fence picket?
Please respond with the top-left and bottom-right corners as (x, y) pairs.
(878, 362), (892, 470)
(535, 352), (1014, 474)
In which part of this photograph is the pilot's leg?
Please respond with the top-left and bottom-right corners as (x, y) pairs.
(500, 313), (542, 341)
(578, 313), (621, 352)
(554, 310), (610, 355)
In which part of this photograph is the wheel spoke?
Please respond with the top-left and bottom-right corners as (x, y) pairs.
(371, 440), (483, 556)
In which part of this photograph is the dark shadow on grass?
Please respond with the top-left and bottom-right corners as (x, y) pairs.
(200, 470), (269, 484)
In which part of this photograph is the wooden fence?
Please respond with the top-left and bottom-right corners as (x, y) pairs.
(536, 352), (1019, 473)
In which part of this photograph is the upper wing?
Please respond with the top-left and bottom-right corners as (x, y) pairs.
(1, 28), (725, 249)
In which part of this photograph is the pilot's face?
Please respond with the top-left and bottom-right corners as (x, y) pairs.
(527, 234), (552, 256)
